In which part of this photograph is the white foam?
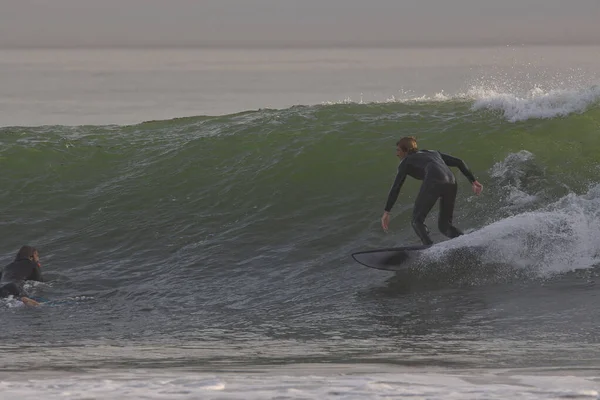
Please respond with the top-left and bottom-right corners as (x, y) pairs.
(429, 183), (600, 276)
(489, 150), (541, 208)
(469, 85), (600, 122)
(489, 150), (536, 180)
(0, 297), (27, 308)
(0, 367), (598, 400)
(321, 90), (453, 106)
(323, 84), (600, 123)
(504, 187), (538, 208)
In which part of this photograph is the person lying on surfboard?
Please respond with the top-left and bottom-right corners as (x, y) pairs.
(381, 136), (483, 245)
(0, 245), (44, 306)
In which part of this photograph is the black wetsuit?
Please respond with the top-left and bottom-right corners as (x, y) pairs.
(384, 150), (477, 245)
(0, 258), (43, 298)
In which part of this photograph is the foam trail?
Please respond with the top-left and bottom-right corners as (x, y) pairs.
(428, 184), (600, 276)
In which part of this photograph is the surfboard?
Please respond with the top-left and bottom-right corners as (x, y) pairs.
(352, 241), (487, 271)
(28, 296), (82, 306)
(351, 244), (432, 271)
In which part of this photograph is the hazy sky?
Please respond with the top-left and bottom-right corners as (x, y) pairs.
(1, 0), (599, 48)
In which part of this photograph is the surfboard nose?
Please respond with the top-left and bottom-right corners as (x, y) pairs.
(351, 245), (432, 271)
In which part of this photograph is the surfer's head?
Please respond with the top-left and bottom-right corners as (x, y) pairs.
(15, 245), (39, 263)
(396, 136), (418, 158)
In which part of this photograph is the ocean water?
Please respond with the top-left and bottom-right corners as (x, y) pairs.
(1, 46), (600, 399)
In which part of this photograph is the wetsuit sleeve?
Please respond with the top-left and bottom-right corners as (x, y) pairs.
(439, 152), (477, 183)
(28, 264), (43, 283)
(384, 160), (408, 212)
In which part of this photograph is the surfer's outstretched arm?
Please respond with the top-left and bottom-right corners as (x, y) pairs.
(384, 160), (408, 212)
(382, 161), (408, 232)
(439, 152), (476, 182)
(439, 152), (483, 195)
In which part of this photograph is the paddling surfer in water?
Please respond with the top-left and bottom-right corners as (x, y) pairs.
(0, 245), (44, 306)
(381, 136), (483, 245)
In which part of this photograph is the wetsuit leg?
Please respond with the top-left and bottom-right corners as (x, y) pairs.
(438, 183), (463, 238)
(412, 182), (441, 245)
(0, 283), (22, 298)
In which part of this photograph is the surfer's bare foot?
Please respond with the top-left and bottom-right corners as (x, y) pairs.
(21, 297), (41, 307)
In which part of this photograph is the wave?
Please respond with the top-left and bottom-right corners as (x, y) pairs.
(1, 97), (599, 296)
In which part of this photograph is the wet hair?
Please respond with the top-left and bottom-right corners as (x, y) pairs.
(15, 245), (38, 261)
(396, 136), (418, 154)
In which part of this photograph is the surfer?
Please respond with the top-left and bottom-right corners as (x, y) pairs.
(381, 137), (483, 245)
(0, 245), (44, 306)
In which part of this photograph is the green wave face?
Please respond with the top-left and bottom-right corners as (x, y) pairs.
(1, 95), (600, 277)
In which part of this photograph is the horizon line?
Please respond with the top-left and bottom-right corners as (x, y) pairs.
(0, 41), (599, 51)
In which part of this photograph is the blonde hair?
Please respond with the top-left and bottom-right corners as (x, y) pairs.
(396, 136), (418, 154)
